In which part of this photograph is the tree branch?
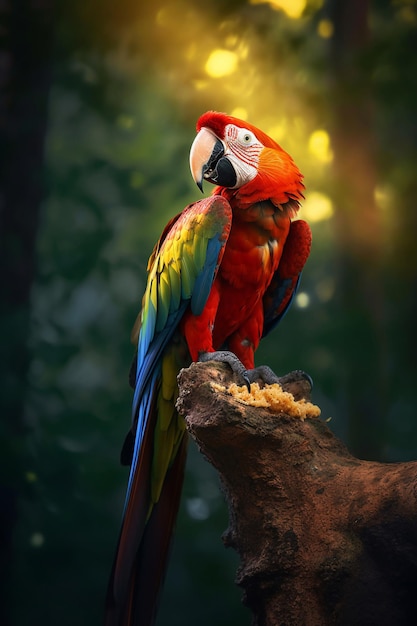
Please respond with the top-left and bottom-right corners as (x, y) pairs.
(176, 361), (417, 626)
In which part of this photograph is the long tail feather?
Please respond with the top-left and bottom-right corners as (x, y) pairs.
(124, 435), (187, 625)
(105, 383), (157, 625)
(105, 421), (187, 626)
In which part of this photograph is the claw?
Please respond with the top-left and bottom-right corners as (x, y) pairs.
(198, 351), (251, 391)
(242, 373), (251, 392)
(244, 365), (281, 385)
(278, 369), (313, 390)
(276, 370), (313, 401)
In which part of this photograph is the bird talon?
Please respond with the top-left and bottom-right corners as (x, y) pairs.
(198, 350), (252, 389)
(242, 374), (251, 393)
(198, 352), (282, 392)
(245, 365), (281, 386)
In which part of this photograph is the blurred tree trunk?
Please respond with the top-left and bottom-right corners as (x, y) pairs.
(328, 0), (388, 459)
(0, 1), (54, 623)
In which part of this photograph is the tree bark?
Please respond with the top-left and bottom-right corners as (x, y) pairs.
(176, 361), (417, 626)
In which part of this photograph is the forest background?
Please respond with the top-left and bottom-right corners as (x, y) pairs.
(1, 0), (417, 624)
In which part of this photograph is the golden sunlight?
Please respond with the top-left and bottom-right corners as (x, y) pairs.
(267, 121), (288, 143)
(374, 184), (394, 211)
(205, 49), (238, 78)
(300, 191), (334, 222)
(308, 129), (333, 163)
(317, 19), (334, 39)
(250, 0), (307, 19)
(230, 107), (248, 120)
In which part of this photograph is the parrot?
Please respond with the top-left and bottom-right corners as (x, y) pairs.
(105, 111), (312, 626)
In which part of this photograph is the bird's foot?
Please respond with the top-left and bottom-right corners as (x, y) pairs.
(199, 350), (252, 390)
(198, 351), (313, 400)
(241, 366), (313, 400)
(275, 369), (313, 401)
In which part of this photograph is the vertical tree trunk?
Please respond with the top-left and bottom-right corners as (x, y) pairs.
(328, 0), (387, 459)
(0, 1), (54, 622)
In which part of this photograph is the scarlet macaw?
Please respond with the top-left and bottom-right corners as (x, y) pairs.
(105, 111), (311, 625)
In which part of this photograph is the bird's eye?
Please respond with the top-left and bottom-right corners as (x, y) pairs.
(237, 129), (256, 146)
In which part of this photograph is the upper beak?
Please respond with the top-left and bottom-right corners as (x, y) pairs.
(189, 127), (223, 192)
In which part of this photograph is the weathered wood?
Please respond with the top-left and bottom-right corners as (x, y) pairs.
(176, 361), (417, 626)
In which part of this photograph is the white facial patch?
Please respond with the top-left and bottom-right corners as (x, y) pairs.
(224, 124), (263, 188)
(225, 153), (258, 188)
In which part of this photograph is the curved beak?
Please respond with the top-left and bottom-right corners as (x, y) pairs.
(189, 127), (224, 192)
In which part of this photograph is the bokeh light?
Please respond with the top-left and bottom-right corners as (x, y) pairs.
(308, 129), (333, 163)
(300, 191), (334, 223)
(250, 0), (307, 19)
(205, 49), (239, 78)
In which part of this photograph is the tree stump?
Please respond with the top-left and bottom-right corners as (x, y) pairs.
(176, 361), (417, 626)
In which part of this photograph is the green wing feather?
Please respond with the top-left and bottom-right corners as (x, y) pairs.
(129, 195), (233, 511)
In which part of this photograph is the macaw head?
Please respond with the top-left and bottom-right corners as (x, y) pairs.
(190, 111), (304, 211)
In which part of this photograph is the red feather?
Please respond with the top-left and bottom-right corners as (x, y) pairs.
(196, 111), (304, 210)
(197, 110), (282, 150)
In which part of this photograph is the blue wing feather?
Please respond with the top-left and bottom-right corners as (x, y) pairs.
(262, 275), (301, 337)
(127, 196), (232, 514)
(132, 304), (188, 419)
(262, 218), (311, 338)
(191, 233), (224, 316)
(124, 367), (160, 513)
